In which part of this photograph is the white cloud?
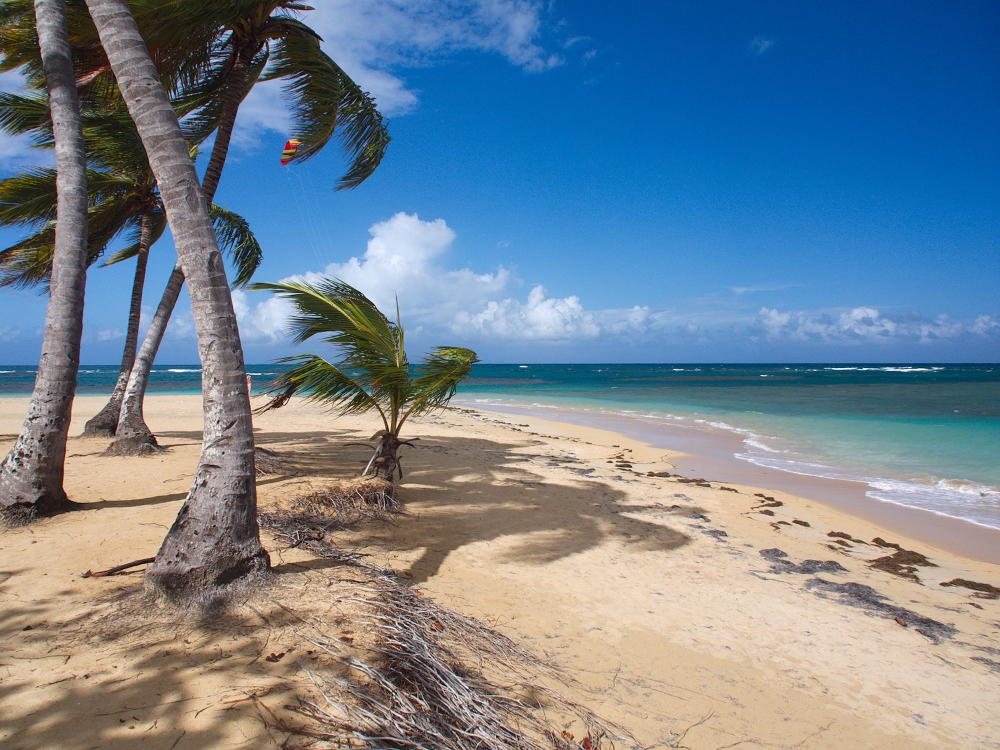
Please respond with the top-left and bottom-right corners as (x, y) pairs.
(236, 212), (1000, 353)
(96, 329), (124, 342)
(0, 325), (21, 343)
(751, 306), (996, 344)
(234, 0), (560, 145)
(0, 70), (46, 172)
(749, 36), (776, 55)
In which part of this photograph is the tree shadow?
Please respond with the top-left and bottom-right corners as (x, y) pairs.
(0, 587), (309, 750)
(341, 435), (692, 584)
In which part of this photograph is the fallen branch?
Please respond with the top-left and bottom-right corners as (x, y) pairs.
(82, 557), (156, 579)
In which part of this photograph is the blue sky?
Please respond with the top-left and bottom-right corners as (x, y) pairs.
(1, 0), (998, 364)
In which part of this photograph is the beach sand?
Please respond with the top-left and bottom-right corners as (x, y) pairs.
(1, 395), (998, 748)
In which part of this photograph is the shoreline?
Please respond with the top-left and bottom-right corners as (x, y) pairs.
(460, 399), (1000, 565)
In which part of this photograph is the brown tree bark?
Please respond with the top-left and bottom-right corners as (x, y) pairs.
(85, 0), (268, 598)
(0, 0), (89, 525)
(82, 212), (152, 437)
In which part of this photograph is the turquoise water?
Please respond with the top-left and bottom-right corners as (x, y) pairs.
(3, 362), (998, 528)
(455, 364), (1000, 529)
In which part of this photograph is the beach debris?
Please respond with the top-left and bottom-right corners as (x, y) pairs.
(827, 531), (860, 542)
(971, 657), (1000, 673)
(702, 529), (728, 540)
(758, 509), (775, 516)
(940, 579), (1000, 600)
(719, 486), (739, 493)
(759, 548), (846, 575)
(82, 557), (156, 579)
(867, 545), (937, 582)
(259, 479), (402, 541)
(254, 447), (300, 477)
(805, 578), (956, 642)
(264, 652), (286, 663)
(272, 569), (629, 750)
(792, 519), (810, 527)
(894, 617), (908, 627)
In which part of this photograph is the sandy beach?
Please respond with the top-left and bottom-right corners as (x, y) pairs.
(1, 394), (998, 749)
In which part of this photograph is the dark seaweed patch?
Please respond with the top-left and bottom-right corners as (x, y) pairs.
(868, 548), (937, 582)
(940, 579), (1000, 600)
(759, 548), (846, 575)
(805, 578), (956, 643)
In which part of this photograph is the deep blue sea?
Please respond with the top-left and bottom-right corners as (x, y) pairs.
(2, 363), (998, 529)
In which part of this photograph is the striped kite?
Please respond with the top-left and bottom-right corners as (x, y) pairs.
(280, 139), (301, 166)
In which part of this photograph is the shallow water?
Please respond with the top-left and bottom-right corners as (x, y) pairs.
(454, 364), (1000, 530)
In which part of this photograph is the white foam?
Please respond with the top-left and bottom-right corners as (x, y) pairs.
(163, 368), (202, 373)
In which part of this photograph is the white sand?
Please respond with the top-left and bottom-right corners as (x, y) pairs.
(1, 395), (998, 748)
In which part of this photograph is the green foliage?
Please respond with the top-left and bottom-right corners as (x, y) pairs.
(252, 277), (479, 436)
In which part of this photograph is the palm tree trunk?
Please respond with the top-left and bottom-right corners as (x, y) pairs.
(104, 262), (182, 455)
(86, 0), (268, 598)
(0, 0), (89, 524)
(105, 49), (251, 446)
(201, 48), (251, 207)
(82, 212), (152, 437)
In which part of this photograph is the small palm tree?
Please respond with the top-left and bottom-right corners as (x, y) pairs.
(253, 278), (479, 482)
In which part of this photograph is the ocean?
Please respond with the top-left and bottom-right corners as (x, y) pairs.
(455, 364), (1000, 531)
(2, 363), (997, 531)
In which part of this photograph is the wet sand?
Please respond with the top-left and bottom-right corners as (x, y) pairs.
(470, 402), (1000, 564)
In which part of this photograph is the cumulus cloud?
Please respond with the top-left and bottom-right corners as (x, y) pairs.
(751, 306), (998, 344)
(234, 0), (560, 144)
(236, 212), (1000, 355)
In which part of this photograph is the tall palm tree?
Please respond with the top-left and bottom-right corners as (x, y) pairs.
(0, 0), (89, 523)
(101, 0), (391, 452)
(254, 278), (479, 482)
(0, 95), (264, 438)
(84, 0), (269, 598)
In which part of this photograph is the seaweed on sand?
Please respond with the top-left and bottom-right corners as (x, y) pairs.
(805, 578), (956, 643)
(759, 548), (846, 575)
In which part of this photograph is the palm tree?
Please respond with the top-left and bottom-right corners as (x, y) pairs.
(253, 278), (479, 482)
(98, 0), (391, 450)
(85, 0), (269, 598)
(0, 95), (264, 439)
(0, 0), (89, 523)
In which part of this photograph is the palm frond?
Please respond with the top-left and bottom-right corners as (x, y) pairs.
(402, 347), (480, 423)
(266, 34), (390, 189)
(250, 277), (409, 396)
(0, 168), (134, 227)
(209, 203), (262, 288)
(257, 353), (388, 429)
(102, 208), (166, 266)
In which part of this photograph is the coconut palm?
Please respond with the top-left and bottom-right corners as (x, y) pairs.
(0, 0), (89, 523)
(85, 0), (269, 598)
(0, 94), (264, 438)
(253, 278), (479, 482)
(98, 0), (391, 451)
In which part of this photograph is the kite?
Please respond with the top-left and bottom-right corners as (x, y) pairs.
(280, 138), (301, 166)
